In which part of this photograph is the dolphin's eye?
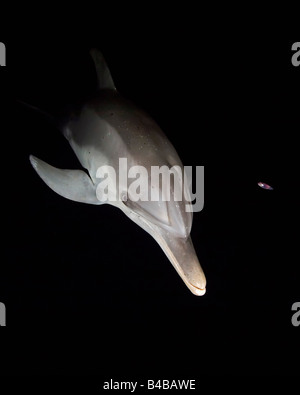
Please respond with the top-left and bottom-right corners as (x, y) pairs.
(120, 191), (128, 202)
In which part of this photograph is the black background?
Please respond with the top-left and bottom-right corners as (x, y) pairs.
(0, 6), (299, 387)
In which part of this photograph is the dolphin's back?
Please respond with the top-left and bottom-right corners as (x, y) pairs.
(64, 91), (182, 180)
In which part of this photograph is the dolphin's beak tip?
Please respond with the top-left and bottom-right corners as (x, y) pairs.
(193, 286), (206, 296)
(189, 278), (206, 296)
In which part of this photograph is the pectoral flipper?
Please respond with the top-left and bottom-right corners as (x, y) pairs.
(30, 155), (100, 204)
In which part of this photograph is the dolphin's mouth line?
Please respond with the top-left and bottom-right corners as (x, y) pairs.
(186, 281), (206, 296)
(190, 283), (206, 291)
(182, 278), (206, 295)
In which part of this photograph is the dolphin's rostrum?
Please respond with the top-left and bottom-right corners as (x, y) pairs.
(29, 49), (206, 295)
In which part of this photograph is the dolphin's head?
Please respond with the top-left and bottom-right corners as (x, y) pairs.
(117, 168), (206, 296)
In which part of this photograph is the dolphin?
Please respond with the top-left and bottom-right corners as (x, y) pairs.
(29, 49), (206, 295)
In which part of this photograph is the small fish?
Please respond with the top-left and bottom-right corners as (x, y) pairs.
(258, 182), (273, 190)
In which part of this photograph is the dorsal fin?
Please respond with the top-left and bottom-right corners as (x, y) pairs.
(90, 49), (116, 91)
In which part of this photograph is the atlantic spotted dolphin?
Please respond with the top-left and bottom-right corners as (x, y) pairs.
(29, 49), (206, 295)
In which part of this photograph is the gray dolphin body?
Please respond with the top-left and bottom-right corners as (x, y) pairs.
(30, 49), (206, 295)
